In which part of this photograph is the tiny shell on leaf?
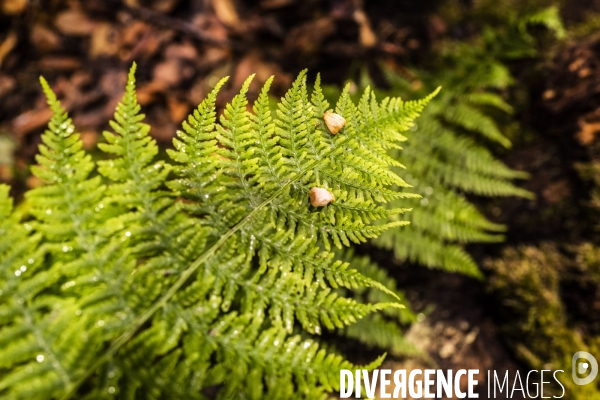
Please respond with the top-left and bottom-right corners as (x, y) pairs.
(309, 187), (334, 207)
(323, 111), (346, 135)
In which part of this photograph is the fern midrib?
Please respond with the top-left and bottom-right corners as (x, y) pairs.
(60, 137), (349, 399)
(16, 298), (72, 388)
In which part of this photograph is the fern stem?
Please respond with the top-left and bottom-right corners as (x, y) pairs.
(16, 299), (72, 388)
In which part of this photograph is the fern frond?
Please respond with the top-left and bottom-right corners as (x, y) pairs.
(443, 102), (512, 148)
(0, 184), (97, 398)
(333, 250), (418, 357)
(520, 6), (566, 40)
(2, 67), (436, 399)
(344, 315), (421, 357)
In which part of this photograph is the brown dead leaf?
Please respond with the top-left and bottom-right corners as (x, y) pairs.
(569, 58), (586, 72)
(153, 58), (183, 88)
(167, 96), (190, 123)
(192, 14), (229, 43)
(26, 175), (42, 189)
(90, 23), (121, 59)
(0, 32), (17, 67)
(189, 78), (205, 106)
(542, 89), (556, 100)
(30, 24), (61, 52)
(233, 51), (292, 92)
(79, 131), (98, 150)
(137, 81), (165, 105)
(151, 0), (181, 13)
(38, 56), (82, 70)
(121, 27), (172, 62)
(285, 17), (335, 55)
(12, 108), (54, 137)
(0, 165), (12, 182)
(203, 47), (230, 64)
(165, 41), (198, 60)
(0, 73), (15, 98)
(210, 0), (240, 27)
(577, 118), (600, 145)
(353, 9), (377, 47)
(122, 21), (150, 45)
(1, 0), (27, 14)
(100, 70), (128, 98)
(55, 9), (96, 36)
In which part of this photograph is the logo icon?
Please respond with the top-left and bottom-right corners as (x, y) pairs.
(572, 351), (598, 385)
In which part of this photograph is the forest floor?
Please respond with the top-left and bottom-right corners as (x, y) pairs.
(2, 0), (600, 397)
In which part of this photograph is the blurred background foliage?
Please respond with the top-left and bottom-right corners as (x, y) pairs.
(4, 0), (600, 397)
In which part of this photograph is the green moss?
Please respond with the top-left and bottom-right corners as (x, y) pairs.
(486, 244), (600, 398)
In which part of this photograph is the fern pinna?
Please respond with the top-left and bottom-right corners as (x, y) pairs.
(0, 64), (435, 399)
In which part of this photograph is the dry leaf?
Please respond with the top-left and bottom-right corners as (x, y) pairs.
(164, 41), (198, 60)
(26, 175), (42, 189)
(353, 9), (377, 47)
(151, 0), (181, 12)
(79, 131), (98, 150)
(30, 24), (61, 52)
(55, 9), (96, 36)
(0, 165), (12, 182)
(210, 0), (240, 27)
(188, 78), (205, 106)
(233, 51), (291, 92)
(192, 14), (229, 42)
(137, 81), (164, 105)
(12, 108), (54, 137)
(167, 96), (190, 122)
(38, 56), (82, 70)
(577, 119), (600, 145)
(0, 32), (17, 67)
(203, 47), (230, 64)
(122, 21), (150, 45)
(0, 73), (15, 98)
(90, 23), (121, 58)
(285, 18), (335, 55)
(1, 0), (27, 14)
(153, 58), (184, 88)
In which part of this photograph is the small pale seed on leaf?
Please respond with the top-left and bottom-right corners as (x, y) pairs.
(309, 187), (334, 207)
(323, 111), (346, 135)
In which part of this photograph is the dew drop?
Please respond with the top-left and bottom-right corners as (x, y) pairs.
(36, 355), (44, 362)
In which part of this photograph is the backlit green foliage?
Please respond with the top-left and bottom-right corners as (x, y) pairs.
(0, 64), (435, 399)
